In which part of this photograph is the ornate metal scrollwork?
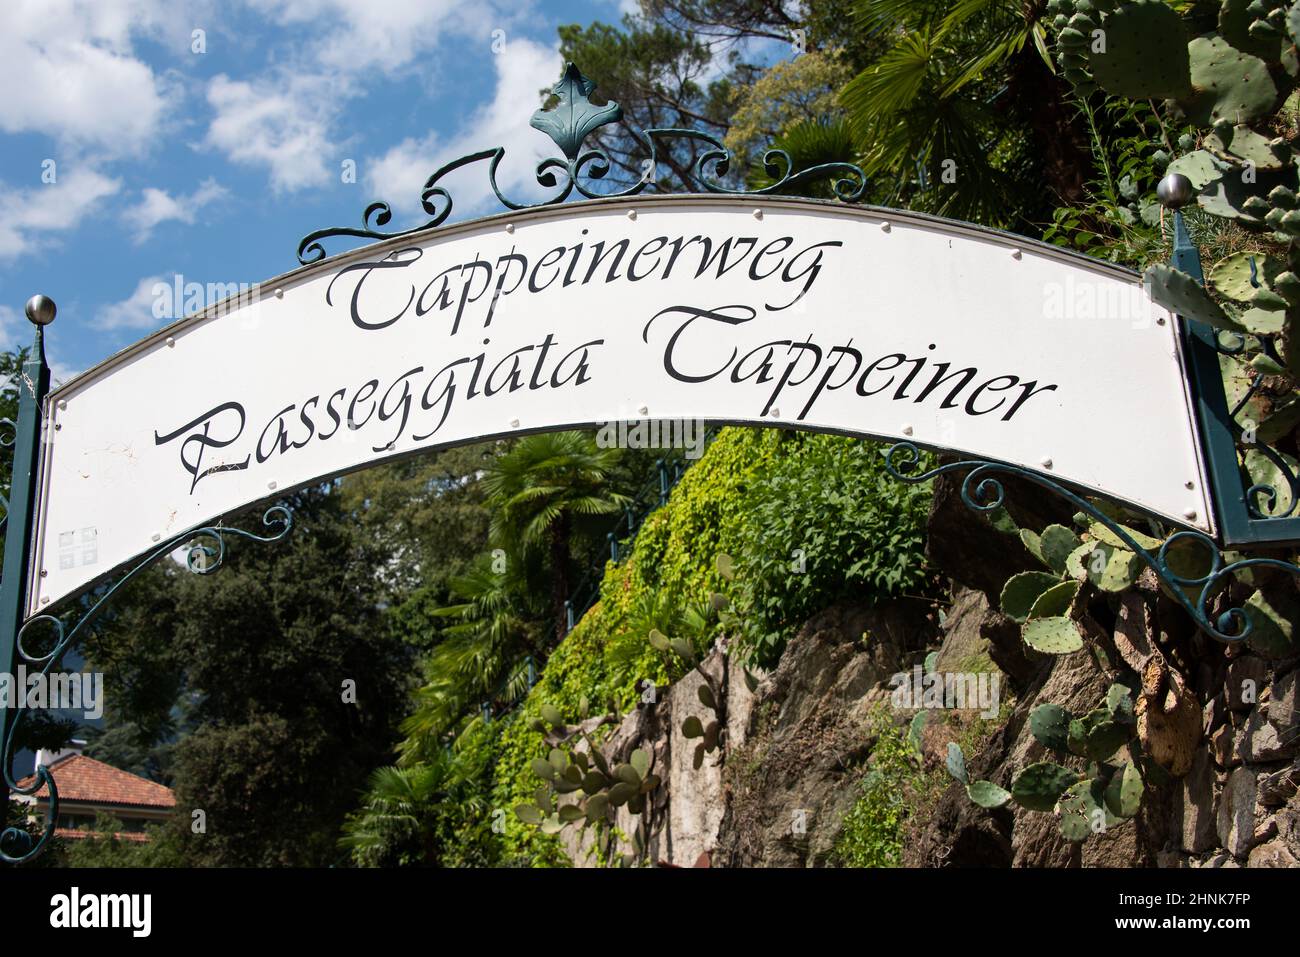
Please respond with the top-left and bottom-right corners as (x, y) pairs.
(297, 62), (868, 264)
(0, 418), (15, 537)
(1210, 331), (1300, 522)
(0, 507), (292, 864)
(883, 442), (1299, 645)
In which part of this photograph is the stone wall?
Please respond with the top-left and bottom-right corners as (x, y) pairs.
(557, 471), (1297, 868)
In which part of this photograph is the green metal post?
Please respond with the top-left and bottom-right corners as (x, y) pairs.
(0, 297), (53, 821)
(1171, 211), (1300, 545)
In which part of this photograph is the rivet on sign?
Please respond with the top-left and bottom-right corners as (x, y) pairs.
(1184, 508), (1198, 521)
(57, 399), (67, 411)
(638, 405), (648, 415)
(753, 209), (763, 220)
(505, 223), (515, 234)
(268, 481), (277, 490)
(1156, 316), (1166, 325)
(275, 288), (284, 299)
(1041, 457), (1053, 469)
(902, 425), (913, 436)
(880, 222), (891, 233)
(165, 337), (175, 348)
(1185, 481), (1195, 490)
(770, 407), (780, 417)
(627, 209), (637, 221)
(40, 569), (47, 578)
(1011, 248), (1023, 260)
(510, 418), (520, 428)
(41, 597), (49, 605)
(54, 423), (61, 431)
(151, 533), (161, 543)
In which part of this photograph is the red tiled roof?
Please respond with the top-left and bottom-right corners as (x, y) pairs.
(16, 755), (175, 809)
(56, 828), (150, 843)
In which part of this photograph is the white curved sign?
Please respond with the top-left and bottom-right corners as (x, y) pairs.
(30, 196), (1210, 613)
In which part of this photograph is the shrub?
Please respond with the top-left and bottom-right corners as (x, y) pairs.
(832, 708), (920, 867)
(733, 433), (933, 667)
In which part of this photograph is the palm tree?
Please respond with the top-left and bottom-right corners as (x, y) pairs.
(482, 432), (628, 640)
(840, 0), (1086, 227)
(340, 745), (489, 866)
(399, 551), (541, 757)
(748, 117), (860, 198)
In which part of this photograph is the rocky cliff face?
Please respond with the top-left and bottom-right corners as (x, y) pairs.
(558, 600), (937, 866)
(906, 474), (1300, 869)
(562, 473), (1298, 867)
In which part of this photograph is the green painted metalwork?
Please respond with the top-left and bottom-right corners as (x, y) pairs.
(296, 62), (867, 265)
(0, 322), (48, 863)
(882, 442), (1292, 644)
(1172, 212), (1300, 545)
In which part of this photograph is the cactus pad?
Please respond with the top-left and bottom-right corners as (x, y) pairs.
(1220, 0), (1284, 60)
(1088, 0), (1192, 98)
(1209, 250), (1283, 301)
(1056, 778), (1116, 841)
(1208, 124), (1289, 168)
(1011, 761), (1079, 811)
(1084, 541), (1143, 592)
(1103, 761), (1144, 818)
(1023, 615), (1085, 653)
(1165, 149), (1224, 189)
(1086, 520), (1164, 552)
(946, 742), (968, 783)
(1027, 580), (1081, 620)
(1000, 571), (1061, 623)
(1030, 703), (1074, 752)
(1181, 35), (1277, 126)
(967, 780), (1012, 808)
(1039, 524), (1082, 573)
(1143, 263), (1242, 331)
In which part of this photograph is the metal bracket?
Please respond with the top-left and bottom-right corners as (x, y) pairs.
(1172, 212), (1300, 547)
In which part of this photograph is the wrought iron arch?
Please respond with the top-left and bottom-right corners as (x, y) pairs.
(2, 62), (1297, 866)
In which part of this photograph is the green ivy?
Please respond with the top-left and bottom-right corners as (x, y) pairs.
(487, 428), (935, 863)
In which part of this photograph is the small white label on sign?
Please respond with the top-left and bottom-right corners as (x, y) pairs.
(57, 527), (97, 570)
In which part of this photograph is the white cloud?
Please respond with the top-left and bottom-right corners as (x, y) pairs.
(124, 178), (229, 243)
(213, 1), (528, 194)
(0, 169), (122, 261)
(242, 0), (495, 74)
(366, 38), (561, 220)
(0, 305), (22, 349)
(363, 133), (440, 220)
(205, 72), (348, 193)
(0, 0), (200, 155)
(94, 275), (168, 332)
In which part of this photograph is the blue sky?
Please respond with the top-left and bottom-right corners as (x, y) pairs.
(0, 0), (644, 382)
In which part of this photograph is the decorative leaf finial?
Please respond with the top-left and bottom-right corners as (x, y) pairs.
(530, 62), (623, 160)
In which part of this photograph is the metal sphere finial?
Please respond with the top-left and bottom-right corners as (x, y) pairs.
(1156, 173), (1195, 210)
(24, 294), (56, 326)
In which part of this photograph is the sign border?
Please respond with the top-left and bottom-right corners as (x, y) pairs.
(29, 194), (1214, 618)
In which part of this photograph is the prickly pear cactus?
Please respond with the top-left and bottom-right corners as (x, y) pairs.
(959, 684), (1147, 843)
(1047, 0), (1300, 378)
